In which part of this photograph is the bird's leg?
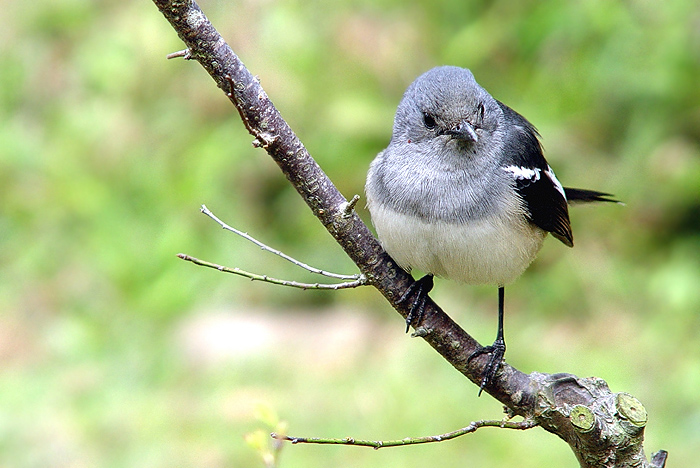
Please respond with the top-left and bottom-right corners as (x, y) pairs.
(397, 274), (434, 333)
(468, 286), (507, 396)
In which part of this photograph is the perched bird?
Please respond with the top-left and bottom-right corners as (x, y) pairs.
(365, 66), (616, 394)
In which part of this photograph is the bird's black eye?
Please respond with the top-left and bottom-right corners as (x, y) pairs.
(423, 112), (436, 129)
(476, 102), (484, 123)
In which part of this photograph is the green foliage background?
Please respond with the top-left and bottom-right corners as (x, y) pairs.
(1, 0), (699, 466)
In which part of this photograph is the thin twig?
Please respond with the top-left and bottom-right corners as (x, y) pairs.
(271, 419), (538, 449)
(340, 195), (360, 218)
(177, 254), (366, 290)
(166, 48), (191, 60)
(201, 205), (361, 281)
(650, 450), (668, 468)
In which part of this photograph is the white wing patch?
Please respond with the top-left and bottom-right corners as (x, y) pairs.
(502, 165), (541, 182)
(503, 165), (568, 201)
(545, 166), (566, 200)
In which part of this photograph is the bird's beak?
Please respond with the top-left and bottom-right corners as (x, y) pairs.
(444, 121), (478, 143)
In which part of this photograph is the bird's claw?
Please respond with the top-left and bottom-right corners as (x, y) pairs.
(468, 338), (506, 396)
(397, 275), (434, 333)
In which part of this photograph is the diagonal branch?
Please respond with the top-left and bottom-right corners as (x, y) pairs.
(152, 0), (494, 405)
(151, 1), (665, 466)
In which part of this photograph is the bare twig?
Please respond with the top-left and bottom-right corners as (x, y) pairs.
(650, 450), (668, 468)
(177, 253), (366, 290)
(200, 205), (360, 281)
(271, 419), (538, 449)
(166, 48), (191, 60)
(340, 195), (360, 218)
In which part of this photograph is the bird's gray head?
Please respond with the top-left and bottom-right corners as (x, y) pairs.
(392, 66), (503, 155)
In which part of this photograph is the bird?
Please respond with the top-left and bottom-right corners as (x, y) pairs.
(365, 66), (616, 395)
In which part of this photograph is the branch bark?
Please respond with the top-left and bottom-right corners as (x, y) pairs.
(151, 1), (666, 466)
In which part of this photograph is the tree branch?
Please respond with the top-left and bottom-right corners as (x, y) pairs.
(199, 204), (361, 280)
(271, 418), (538, 449)
(151, 1), (665, 466)
(176, 253), (365, 290)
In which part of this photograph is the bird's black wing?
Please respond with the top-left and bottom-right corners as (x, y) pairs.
(497, 101), (574, 247)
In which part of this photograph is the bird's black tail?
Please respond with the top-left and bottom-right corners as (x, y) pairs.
(564, 188), (620, 205)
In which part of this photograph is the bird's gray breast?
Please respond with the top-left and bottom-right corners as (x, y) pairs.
(367, 143), (514, 224)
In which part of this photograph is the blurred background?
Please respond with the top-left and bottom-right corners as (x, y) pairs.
(1, 0), (699, 466)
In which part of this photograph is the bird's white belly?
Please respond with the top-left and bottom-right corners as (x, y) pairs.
(370, 204), (547, 285)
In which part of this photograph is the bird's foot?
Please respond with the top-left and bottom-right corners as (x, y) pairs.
(397, 274), (434, 333)
(468, 338), (506, 397)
